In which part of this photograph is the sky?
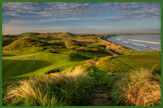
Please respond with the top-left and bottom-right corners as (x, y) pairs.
(2, 2), (161, 34)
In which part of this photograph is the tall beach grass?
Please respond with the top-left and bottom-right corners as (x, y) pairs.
(3, 66), (94, 106)
(109, 68), (161, 106)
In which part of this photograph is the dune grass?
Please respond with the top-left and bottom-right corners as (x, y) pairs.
(3, 66), (94, 106)
(107, 68), (161, 106)
(85, 55), (161, 106)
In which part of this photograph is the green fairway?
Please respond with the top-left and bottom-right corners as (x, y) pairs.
(101, 55), (161, 73)
(2, 51), (90, 81)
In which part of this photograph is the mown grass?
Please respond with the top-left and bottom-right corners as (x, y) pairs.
(96, 55), (161, 73)
(2, 51), (90, 82)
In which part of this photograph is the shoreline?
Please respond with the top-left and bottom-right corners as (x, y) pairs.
(100, 36), (135, 51)
(100, 35), (161, 51)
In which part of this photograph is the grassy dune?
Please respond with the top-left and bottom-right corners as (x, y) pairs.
(2, 32), (161, 106)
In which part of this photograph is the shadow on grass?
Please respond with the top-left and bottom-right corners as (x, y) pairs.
(2, 59), (51, 82)
(69, 55), (91, 62)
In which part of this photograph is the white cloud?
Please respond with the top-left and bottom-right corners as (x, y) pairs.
(3, 2), (98, 17)
(108, 2), (161, 21)
(8, 17), (113, 24)
(3, 2), (161, 20)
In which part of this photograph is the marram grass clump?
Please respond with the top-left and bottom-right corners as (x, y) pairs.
(3, 66), (94, 106)
(109, 68), (161, 106)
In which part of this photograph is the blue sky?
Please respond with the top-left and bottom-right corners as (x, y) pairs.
(2, 2), (161, 34)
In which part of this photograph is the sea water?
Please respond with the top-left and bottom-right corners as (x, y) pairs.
(107, 35), (161, 51)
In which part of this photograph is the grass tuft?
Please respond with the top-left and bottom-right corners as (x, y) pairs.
(3, 66), (94, 106)
(109, 68), (161, 106)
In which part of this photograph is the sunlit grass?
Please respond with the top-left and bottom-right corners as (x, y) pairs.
(108, 68), (161, 106)
(3, 66), (94, 106)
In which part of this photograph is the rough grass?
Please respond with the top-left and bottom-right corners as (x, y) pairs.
(108, 68), (161, 106)
(2, 35), (20, 47)
(96, 55), (161, 73)
(116, 50), (161, 56)
(3, 66), (94, 106)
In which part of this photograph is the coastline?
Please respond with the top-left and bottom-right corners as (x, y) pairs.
(99, 36), (135, 51)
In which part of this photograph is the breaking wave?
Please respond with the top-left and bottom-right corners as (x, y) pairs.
(129, 39), (161, 45)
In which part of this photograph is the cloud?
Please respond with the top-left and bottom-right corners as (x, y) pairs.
(2, 2), (99, 18)
(3, 24), (160, 35)
(8, 17), (113, 25)
(2, 2), (161, 34)
(9, 19), (24, 24)
(2, 2), (161, 21)
(108, 2), (161, 21)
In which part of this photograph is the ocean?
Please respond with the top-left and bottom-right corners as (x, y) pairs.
(107, 35), (161, 51)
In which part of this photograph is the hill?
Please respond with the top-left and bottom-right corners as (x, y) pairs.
(2, 32), (161, 106)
